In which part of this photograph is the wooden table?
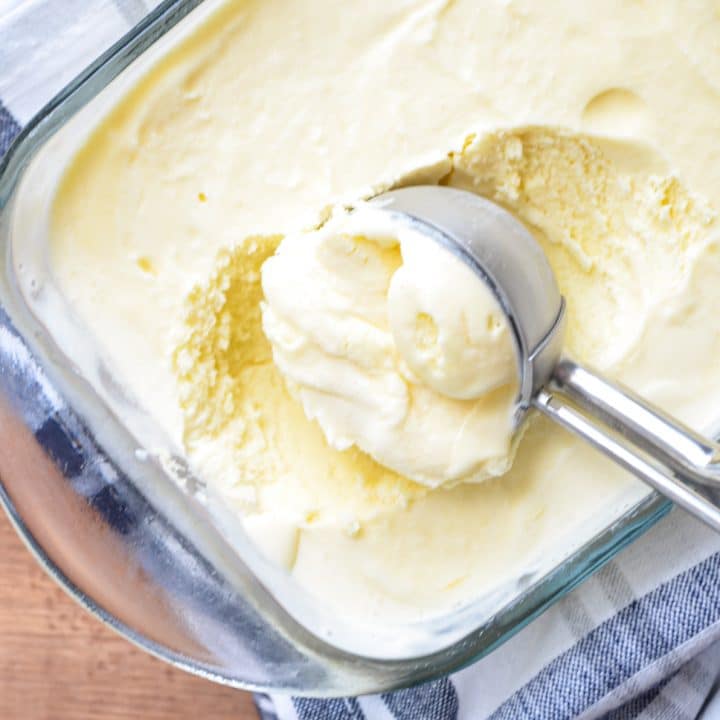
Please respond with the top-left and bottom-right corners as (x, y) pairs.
(0, 511), (259, 720)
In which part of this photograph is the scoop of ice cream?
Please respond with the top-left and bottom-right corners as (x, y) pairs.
(260, 206), (518, 488)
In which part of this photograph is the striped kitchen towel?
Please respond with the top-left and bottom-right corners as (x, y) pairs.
(4, 2), (720, 719)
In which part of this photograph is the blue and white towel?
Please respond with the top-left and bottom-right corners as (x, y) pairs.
(3, 2), (720, 719)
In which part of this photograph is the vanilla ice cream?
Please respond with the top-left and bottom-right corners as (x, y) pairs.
(48, 0), (720, 622)
(261, 206), (518, 487)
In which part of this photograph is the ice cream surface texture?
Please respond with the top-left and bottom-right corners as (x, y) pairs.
(49, 0), (720, 622)
(261, 206), (518, 487)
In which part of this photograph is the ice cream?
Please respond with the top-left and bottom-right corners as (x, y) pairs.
(260, 206), (518, 487)
(48, 0), (720, 622)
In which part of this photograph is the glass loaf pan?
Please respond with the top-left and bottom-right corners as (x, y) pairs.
(0, 0), (671, 695)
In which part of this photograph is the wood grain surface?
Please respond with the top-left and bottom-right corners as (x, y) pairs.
(0, 510), (260, 720)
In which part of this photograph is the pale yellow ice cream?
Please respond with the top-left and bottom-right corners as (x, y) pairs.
(385, 215), (517, 403)
(261, 206), (518, 487)
(49, 0), (720, 622)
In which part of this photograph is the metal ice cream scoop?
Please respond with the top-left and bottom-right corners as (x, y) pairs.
(374, 185), (720, 532)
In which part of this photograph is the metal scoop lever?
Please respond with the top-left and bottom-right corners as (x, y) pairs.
(536, 362), (720, 530)
(374, 186), (720, 533)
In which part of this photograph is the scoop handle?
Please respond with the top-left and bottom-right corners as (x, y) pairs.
(533, 358), (720, 532)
